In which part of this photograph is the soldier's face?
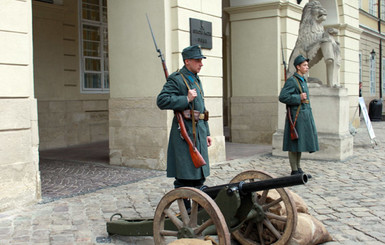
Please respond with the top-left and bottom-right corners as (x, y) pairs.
(185, 59), (203, 74)
(296, 61), (309, 75)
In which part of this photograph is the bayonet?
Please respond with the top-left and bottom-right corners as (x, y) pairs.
(146, 13), (168, 78)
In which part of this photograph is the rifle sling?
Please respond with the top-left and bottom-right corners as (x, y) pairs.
(292, 76), (307, 127)
(180, 73), (197, 148)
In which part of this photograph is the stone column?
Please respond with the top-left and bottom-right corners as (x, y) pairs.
(108, 0), (225, 169)
(337, 23), (362, 127)
(0, 0), (40, 211)
(108, 0), (169, 169)
(226, 2), (278, 144)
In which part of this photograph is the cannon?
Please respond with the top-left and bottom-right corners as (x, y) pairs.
(107, 170), (308, 244)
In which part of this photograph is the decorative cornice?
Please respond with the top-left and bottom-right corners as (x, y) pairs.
(321, 23), (362, 36)
(224, 1), (302, 15)
(359, 24), (385, 39)
(359, 8), (379, 22)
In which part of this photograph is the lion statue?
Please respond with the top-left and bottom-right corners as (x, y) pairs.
(287, 0), (341, 87)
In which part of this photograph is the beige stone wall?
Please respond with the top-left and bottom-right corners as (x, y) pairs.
(33, 1), (109, 150)
(335, 1), (361, 128)
(359, 32), (384, 110)
(226, 2), (302, 144)
(38, 100), (108, 150)
(109, 98), (167, 169)
(358, 0), (385, 119)
(108, 0), (225, 169)
(0, 0), (40, 211)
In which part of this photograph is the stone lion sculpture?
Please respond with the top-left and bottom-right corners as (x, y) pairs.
(287, 0), (341, 87)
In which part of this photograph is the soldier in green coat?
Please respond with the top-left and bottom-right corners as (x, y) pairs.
(279, 55), (319, 177)
(157, 45), (212, 202)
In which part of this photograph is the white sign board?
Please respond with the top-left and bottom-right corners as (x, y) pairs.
(358, 97), (376, 141)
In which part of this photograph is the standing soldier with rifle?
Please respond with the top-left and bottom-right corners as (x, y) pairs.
(279, 54), (319, 178)
(156, 45), (211, 211)
(146, 15), (210, 211)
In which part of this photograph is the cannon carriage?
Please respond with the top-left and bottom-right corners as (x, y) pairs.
(107, 170), (308, 244)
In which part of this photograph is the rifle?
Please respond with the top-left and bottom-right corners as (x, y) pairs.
(281, 37), (298, 140)
(146, 14), (206, 168)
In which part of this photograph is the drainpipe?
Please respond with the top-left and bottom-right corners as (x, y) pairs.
(378, 0), (383, 99)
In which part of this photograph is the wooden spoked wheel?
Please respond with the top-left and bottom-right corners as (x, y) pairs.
(230, 170), (297, 245)
(153, 187), (231, 245)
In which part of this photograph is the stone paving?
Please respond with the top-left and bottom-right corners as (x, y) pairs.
(39, 159), (163, 203)
(0, 121), (384, 244)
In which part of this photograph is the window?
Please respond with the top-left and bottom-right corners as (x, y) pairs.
(381, 0), (385, 19)
(369, 0), (378, 16)
(382, 57), (385, 96)
(80, 0), (109, 93)
(370, 52), (376, 96)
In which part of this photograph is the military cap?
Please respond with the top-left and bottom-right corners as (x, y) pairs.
(182, 45), (206, 60)
(294, 54), (309, 67)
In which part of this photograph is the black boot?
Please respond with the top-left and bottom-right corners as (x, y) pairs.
(291, 170), (299, 175)
(298, 168), (303, 174)
(183, 199), (191, 214)
(298, 168), (312, 179)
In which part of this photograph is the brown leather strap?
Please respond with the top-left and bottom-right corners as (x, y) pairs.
(293, 76), (303, 93)
(180, 73), (197, 147)
(180, 73), (204, 97)
(292, 76), (304, 126)
(180, 73), (191, 90)
(182, 110), (207, 121)
(191, 106), (196, 147)
(293, 76), (309, 104)
(293, 105), (301, 127)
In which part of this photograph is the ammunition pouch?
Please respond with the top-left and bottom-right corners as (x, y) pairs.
(182, 110), (209, 121)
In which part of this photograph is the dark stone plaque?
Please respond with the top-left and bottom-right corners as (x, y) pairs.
(190, 18), (212, 49)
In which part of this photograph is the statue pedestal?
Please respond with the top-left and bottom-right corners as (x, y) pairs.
(272, 84), (353, 161)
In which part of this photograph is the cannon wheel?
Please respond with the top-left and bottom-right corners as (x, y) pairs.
(153, 187), (231, 245)
(230, 170), (297, 245)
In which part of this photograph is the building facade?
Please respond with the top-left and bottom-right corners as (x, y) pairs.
(359, 0), (385, 111)
(0, 0), (363, 211)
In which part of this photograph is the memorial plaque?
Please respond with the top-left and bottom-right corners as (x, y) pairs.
(190, 18), (212, 49)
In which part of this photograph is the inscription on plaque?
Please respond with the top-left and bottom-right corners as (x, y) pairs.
(190, 18), (212, 49)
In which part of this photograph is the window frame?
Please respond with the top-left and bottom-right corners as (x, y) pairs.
(369, 0), (378, 16)
(381, 0), (385, 19)
(79, 0), (109, 94)
(370, 52), (376, 96)
(382, 57), (385, 96)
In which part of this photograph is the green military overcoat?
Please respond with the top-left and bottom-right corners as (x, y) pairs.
(279, 73), (319, 153)
(157, 66), (210, 179)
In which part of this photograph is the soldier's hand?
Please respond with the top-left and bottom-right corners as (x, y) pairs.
(300, 93), (307, 100)
(207, 136), (212, 147)
(187, 89), (197, 102)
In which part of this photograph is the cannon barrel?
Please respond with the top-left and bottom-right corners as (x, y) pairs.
(201, 173), (308, 198)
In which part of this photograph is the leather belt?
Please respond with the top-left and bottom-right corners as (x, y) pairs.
(301, 99), (309, 104)
(181, 110), (209, 121)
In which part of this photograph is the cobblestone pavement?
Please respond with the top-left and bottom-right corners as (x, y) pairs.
(38, 141), (266, 203)
(0, 121), (384, 244)
(39, 159), (164, 203)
